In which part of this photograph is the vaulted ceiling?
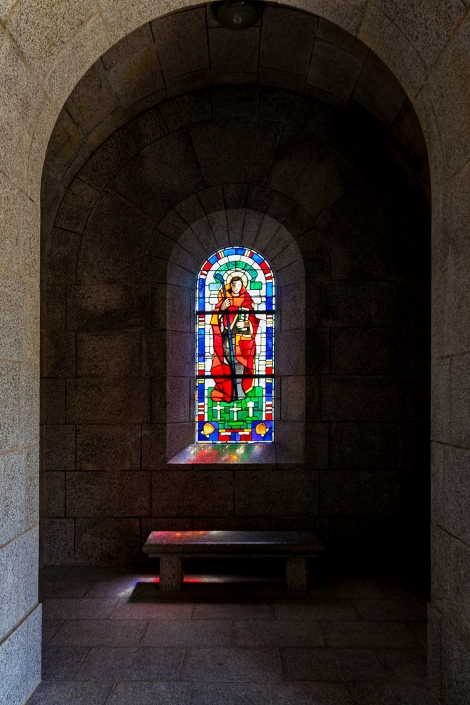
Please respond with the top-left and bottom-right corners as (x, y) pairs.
(42, 3), (429, 237)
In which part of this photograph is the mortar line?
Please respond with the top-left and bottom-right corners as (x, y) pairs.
(357, 1), (430, 102)
(94, 0), (114, 45)
(41, 13), (105, 90)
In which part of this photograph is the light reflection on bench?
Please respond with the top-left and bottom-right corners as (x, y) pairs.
(143, 530), (325, 591)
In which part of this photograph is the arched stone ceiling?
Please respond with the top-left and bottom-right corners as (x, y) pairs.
(43, 84), (429, 294)
(41, 5), (430, 239)
(0, 0), (463, 229)
(3, 0), (469, 219)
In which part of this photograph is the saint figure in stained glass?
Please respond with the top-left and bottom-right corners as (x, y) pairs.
(196, 247), (275, 444)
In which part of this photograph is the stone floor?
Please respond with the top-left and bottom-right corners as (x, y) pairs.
(29, 562), (436, 704)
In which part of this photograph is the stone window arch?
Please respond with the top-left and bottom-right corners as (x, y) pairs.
(163, 202), (306, 464)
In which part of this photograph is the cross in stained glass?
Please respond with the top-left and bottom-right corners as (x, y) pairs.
(231, 403), (241, 421)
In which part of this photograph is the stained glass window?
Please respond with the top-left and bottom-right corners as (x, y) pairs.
(196, 247), (275, 444)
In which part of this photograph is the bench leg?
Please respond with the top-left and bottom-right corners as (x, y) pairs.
(159, 556), (182, 591)
(286, 557), (308, 591)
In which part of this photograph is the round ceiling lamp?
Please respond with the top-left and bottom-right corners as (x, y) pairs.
(212, 1), (264, 30)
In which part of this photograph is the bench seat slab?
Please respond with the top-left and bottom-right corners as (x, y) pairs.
(144, 530), (325, 556)
(145, 530), (325, 592)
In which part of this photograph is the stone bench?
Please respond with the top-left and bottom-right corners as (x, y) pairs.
(143, 530), (325, 591)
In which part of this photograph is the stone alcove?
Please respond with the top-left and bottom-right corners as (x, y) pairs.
(8, 0), (470, 700)
(41, 76), (430, 572)
(161, 204), (306, 463)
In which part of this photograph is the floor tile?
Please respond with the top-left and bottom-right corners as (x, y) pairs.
(409, 621), (427, 648)
(39, 567), (75, 582)
(142, 619), (232, 646)
(83, 580), (143, 599)
(378, 649), (427, 683)
(40, 582), (95, 599)
(35, 569), (432, 705)
(181, 647), (283, 681)
(191, 681), (271, 704)
(42, 620), (63, 645)
(110, 601), (194, 620)
(309, 579), (386, 599)
(322, 621), (419, 649)
(275, 600), (358, 621)
(42, 598), (119, 620)
(349, 682), (436, 704)
(192, 603), (274, 620)
(271, 682), (353, 704)
(27, 681), (113, 705)
(352, 600), (427, 622)
(281, 647), (387, 681)
(233, 619), (325, 647)
(122, 581), (163, 602)
(378, 578), (430, 600)
(42, 646), (90, 680)
(75, 646), (184, 681)
(108, 681), (192, 704)
(50, 619), (147, 647)
(65, 566), (136, 581)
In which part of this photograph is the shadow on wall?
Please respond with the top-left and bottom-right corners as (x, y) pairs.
(40, 81), (430, 571)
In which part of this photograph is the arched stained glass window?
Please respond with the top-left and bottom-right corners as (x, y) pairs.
(196, 247), (275, 444)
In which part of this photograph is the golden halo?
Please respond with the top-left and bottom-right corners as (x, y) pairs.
(226, 270), (248, 290)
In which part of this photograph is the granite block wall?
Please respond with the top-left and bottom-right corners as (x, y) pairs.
(0, 36), (42, 697)
(40, 82), (430, 572)
(2, 0), (470, 699)
(0, 94), (42, 705)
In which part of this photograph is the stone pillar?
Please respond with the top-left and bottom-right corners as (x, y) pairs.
(286, 557), (309, 591)
(159, 556), (183, 591)
(426, 100), (470, 701)
(0, 173), (42, 703)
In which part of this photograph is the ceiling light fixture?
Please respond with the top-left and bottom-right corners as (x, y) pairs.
(212, 1), (264, 31)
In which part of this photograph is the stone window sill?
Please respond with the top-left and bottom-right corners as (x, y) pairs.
(168, 443), (302, 465)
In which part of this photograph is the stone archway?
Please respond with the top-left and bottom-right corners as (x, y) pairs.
(0, 3), (468, 704)
(164, 203), (306, 461)
(40, 70), (429, 574)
